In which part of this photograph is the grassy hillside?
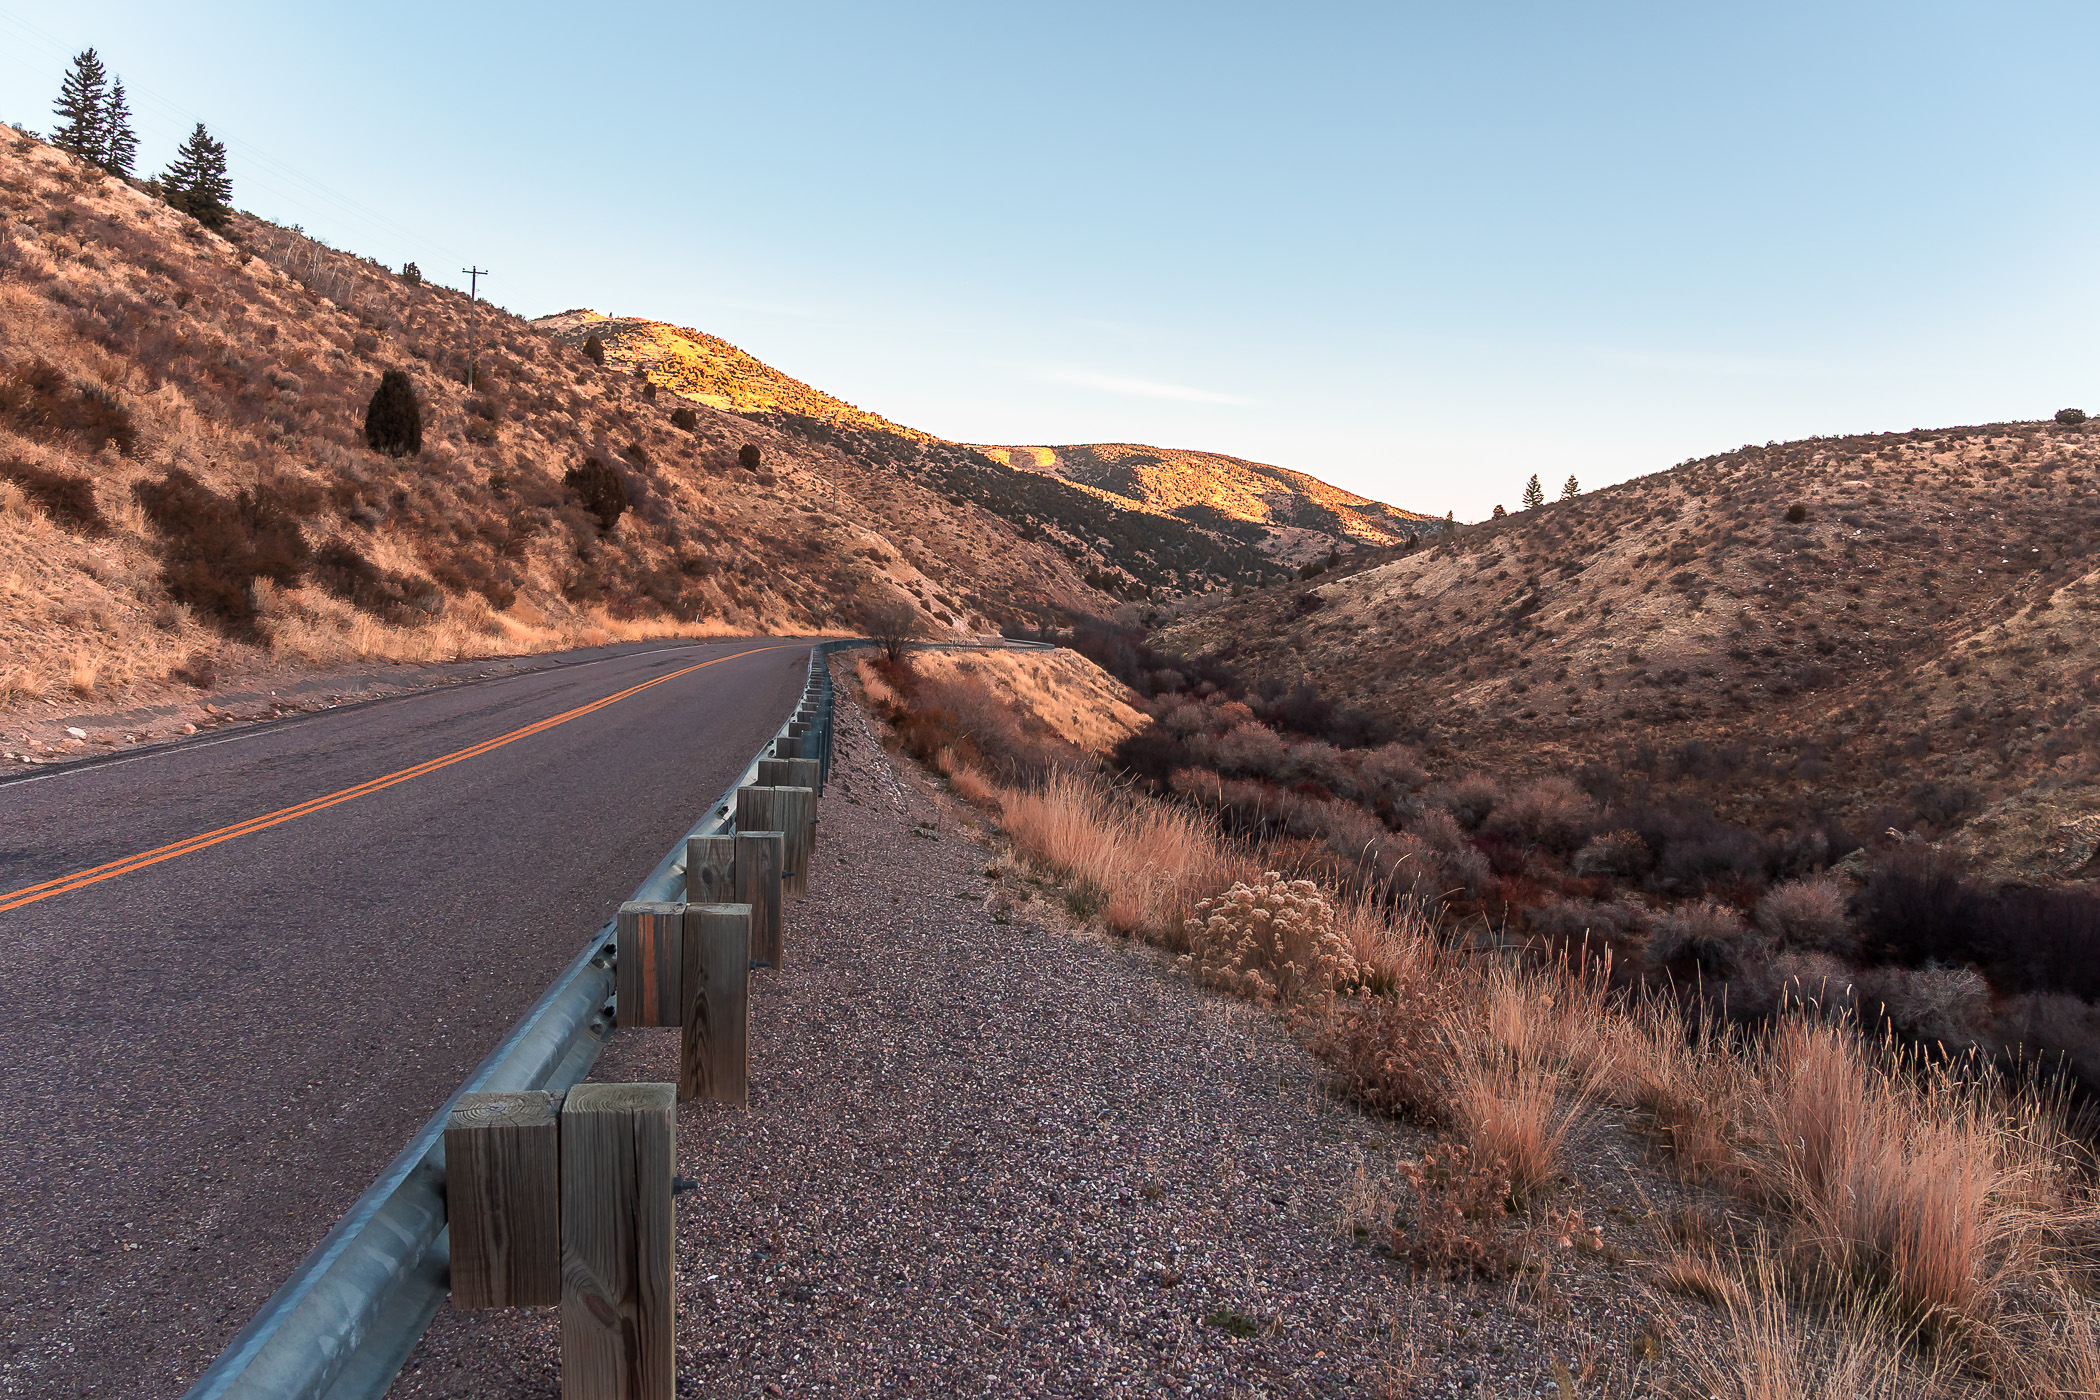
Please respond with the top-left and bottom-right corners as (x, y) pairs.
(533, 311), (1427, 591)
(1158, 426), (2100, 881)
(975, 441), (1434, 564)
(0, 132), (1127, 714)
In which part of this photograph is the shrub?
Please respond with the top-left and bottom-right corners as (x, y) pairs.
(1403, 808), (1495, 899)
(2054, 407), (2086, 426)
(1853, 964), (1993, 1047)
(1437, 772), (1503, 830)
(562, 456), (628, 531)
(1181, 873), (1356, 1001)
(1648, 901), (1759, 977)
(399, 262), (421, 285)
(133, 468), (310, 633)
(1484, 775), (1594, 854)
(670, 404), (698, 431)
(1786, 503), (1809, 523)
(739, 443), (762, 471)
(1, 358), (137, 454)
(1210, 720), (1288, 778)
(1573, 828), (1653, 879)
(1756, 878), (1852, 954)
(363, 370), (422, 457)
(0, 458), (106, 534)
(582, 333), (605, 366)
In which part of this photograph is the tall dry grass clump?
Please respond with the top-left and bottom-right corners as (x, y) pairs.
(1747, 1017), (2078, 1334)
(997, 768), (1257, 940)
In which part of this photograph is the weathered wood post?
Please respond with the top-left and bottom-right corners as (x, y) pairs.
(735, 830), (784, 968)
(756, 757), (822, 833)
(683, 834), (736, 905)
(561, 1083), (675, 1400)
(773, 734), (804, 760)
(444, 1091), (561, 1308)
(738, 785), (813, 898)
(614, 902), (684, 1028)
(681, 903), (751, 1106)
(776, 786), (814, 898)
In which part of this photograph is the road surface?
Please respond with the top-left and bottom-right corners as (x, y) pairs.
(0, 637), (812, 1398)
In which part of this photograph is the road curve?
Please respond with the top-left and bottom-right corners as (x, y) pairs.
(0, 637), (813, 1398)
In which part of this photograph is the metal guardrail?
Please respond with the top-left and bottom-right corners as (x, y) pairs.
(185, 640), (861, 1400)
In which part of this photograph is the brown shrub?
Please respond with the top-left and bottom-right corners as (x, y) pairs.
(1756, 877), (1853, 953)
(134, 468), (310, 633)
(1573, 828), (1653, 878)
(0, 457), (107, 534)
(1393, 1140), (1514, 1278)
(1436, 771), (1503, 829)
(1483, 775), (1595, 853)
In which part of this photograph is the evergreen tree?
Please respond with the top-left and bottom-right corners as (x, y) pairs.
(51, 49), (110, 161)
(100, 79), (137, 177)
(364, 370), (423, 457)
(1491, 503), (1507, 518)
(582, 333), (605, 365)
(160, 123), (232, 229)
(1521, 474), (1545, 510)
(1560, 474), (1580, 501)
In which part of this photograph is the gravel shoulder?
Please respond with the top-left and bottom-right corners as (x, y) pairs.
(393, 687), (1687, 1398)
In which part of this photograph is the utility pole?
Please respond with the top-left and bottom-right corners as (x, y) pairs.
(461, 265), (489, 387)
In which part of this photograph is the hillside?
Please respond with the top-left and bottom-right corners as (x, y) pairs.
(0, 131), (1137, 720)
(1157, 426), (2100, 880)
(974, 441), (1434, 564)
(532, 311), (1423, 586)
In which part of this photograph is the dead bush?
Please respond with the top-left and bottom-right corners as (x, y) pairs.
(1573, 827), (1654, 878)
(1756, 877), (1854, 954)
(1483, 775), (1595, 853)
(1393, 1140), (1515, 1278)
(1437, 771), (1503, 829)
(1181, 872), (1357, 1001)
(1853, 963), (1993, 1047)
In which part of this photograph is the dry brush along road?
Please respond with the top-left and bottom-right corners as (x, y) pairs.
(0, 637), (814, 1399)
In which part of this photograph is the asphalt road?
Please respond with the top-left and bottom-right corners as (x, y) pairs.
(0, 637), (813, 1399)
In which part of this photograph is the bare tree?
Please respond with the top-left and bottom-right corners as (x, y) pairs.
(864, 595), (920, 663)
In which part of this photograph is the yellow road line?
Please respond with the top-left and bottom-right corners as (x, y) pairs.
(0, 646), (786, 914)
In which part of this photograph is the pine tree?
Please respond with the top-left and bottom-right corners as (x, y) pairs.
(582, 333), (605, 366)
(161, 123), (232, 229)
(364, 370), (422, 457)
(1492, 504), (1508, 519)
(1560, 474), (1580, 501)
(1521, 474), (1545, 510)
(51, 49), (110, 161)
(100, 79), (138, 177)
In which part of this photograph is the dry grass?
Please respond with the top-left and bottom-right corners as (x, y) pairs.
(997, 768), (1258, 940)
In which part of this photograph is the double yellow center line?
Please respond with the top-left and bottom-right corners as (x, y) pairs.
(0, 646), (784, 915)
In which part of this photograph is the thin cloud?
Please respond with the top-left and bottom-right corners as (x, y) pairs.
(1035, 368), (1253, 405)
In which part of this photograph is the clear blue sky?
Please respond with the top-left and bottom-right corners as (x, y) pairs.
(6, 2), (2096, 518)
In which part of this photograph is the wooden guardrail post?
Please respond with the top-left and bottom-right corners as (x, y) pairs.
(773, 734), (804, 760)
(757, 756), (821, 817)
(444, 1091), (561, 1308)
(614, 902), (684, 1028)
(683, 834), (735, 904)
(735, 830), (783, 968)
(738, 785), (813, 897)
(681, 903), (751, 1106)
(776, 786), (814, 898)
(561, 1083), (675, 1400)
